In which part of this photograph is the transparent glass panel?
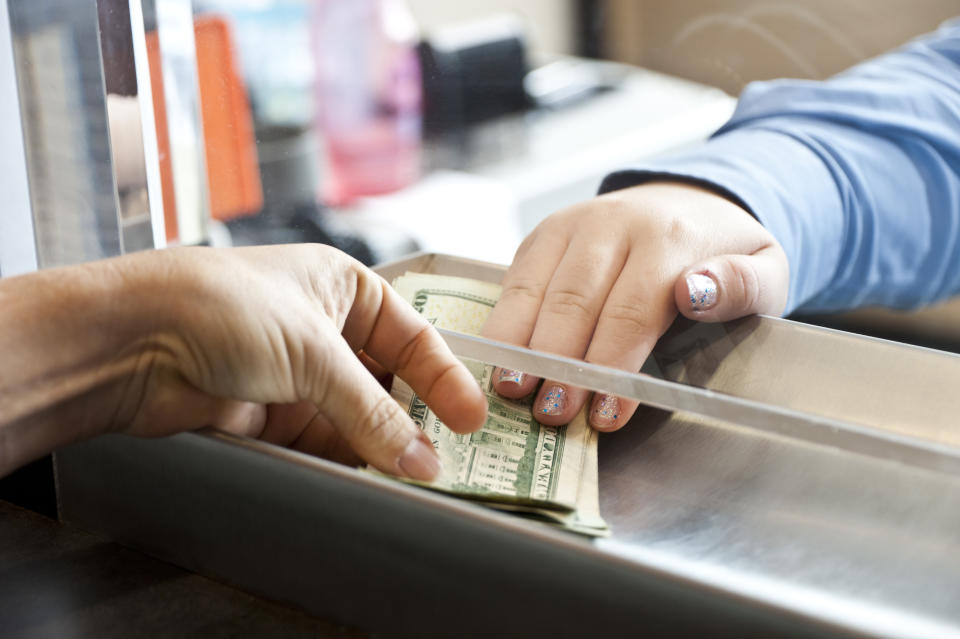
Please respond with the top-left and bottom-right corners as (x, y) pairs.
(8, 0), (123, 266)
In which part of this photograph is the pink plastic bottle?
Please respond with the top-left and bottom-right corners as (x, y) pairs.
(313, 0), (422, 206)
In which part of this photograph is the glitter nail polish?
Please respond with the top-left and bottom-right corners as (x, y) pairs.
(498, 368), (524, 385)
(537, 384), (567, 416)
(591, 394), (620, 428)
(687, 273), (718, 311)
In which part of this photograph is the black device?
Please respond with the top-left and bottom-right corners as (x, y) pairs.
(418, 15), (531, 136)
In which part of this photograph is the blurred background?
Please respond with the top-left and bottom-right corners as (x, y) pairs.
(187, 0), (958, 259)
(9, 0), (957, 270)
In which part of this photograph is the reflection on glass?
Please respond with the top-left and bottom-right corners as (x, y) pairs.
(8, 0), (122, 267)
(98, 0), (156, 252)
(148, 0), (210, 247)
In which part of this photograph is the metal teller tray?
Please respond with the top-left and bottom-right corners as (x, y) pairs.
(55, 253), (960, 638)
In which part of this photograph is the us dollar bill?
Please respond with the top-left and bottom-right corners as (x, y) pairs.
(387, 272), (608, 536)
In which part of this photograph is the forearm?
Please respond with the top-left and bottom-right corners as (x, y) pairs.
(0, 255), (167, 474)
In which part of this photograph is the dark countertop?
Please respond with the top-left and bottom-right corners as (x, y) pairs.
(0, 500), (364, 638)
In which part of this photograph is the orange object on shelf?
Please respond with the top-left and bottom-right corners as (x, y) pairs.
(146, 14), (263, 243)
(194, 14), (262, 223)
(144, 30), (178, 242)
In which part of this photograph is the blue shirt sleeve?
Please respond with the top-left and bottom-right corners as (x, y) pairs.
(600, 19), (960, 314)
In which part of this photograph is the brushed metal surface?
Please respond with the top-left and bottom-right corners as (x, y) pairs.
(439, 327), (960, 475)
(653, 315), (960, 444)
(597, 411), (960, 636)
(55, 431), (851, 638)
(55, 252), (960, 637)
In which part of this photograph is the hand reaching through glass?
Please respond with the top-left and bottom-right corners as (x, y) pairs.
(481, 182), (788, 431)
(0, 245), (488, 479)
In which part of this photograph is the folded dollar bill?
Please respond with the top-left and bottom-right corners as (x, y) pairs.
(383, 272), (608, 537)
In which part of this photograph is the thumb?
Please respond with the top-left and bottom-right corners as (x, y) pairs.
(674, 246), (789, 322)
(313, 325), (440, 482)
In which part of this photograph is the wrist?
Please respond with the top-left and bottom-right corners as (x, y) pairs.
(0, 251), (174, 473)
(609, 180), (754, 217)
(600, 181), (772, 244)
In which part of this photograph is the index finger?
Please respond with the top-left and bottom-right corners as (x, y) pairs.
(581, 255), (677, 431)
(348, 276), (488, 434)
(481, 232), (567, 398)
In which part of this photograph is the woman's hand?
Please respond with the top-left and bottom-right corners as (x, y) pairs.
(0, 245), (487, 479)
(481, 182), (788, 431)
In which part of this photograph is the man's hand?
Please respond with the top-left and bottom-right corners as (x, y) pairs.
(481, 182), (788, 431)
(0, 245), (488, 479)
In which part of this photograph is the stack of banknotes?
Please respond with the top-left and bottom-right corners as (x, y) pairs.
(382, 272), (608, 537)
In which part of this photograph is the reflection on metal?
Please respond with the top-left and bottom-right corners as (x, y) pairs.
(7, 0), (123, 267)
(55, 253), (960, 636)
(437, 326), (960, 476)
(148, 0), (209, 246)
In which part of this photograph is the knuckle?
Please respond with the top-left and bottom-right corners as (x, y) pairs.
(620, 201), (693, 246)
(500, 278), (547, 306)
(735, 260), (762, 311)
(662, 213), (694, 245)
(355, 394), (407, 448)
(513, 232), (537, 257)
(601, 298), (656, 337)
(541, 289), (596, 321)
(421, 360), (461, 403)
(546, 204), (583, 227)
(394, 323), (434, 373)
(295, 329), (328, 397)
(590, 197), (636, 229)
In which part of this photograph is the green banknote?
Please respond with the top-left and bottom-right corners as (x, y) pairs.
(386, 272), (608, 536)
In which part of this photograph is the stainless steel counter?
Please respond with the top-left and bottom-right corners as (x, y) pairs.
(54, 254), (960, 638)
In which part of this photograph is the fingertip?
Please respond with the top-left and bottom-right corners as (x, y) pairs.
(677, 252), (788, 322)
(587, 394), (639, 432)
(678, 270), (719, 317)
(492, 367), (539, 399)
(398, 430), (442, 481)
(532, 383), (588, 427)
(460, 382), (489, 433)
(588, 393), (624, 432)
(432, 364), (488, 434)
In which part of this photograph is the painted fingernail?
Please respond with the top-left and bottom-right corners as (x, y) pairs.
(398, 433), (441, 481)
(497, 368), (525, 386)
(537, 384), (568, 416)
(591, 394), (621, 429)
(687, 272), (718, 311)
